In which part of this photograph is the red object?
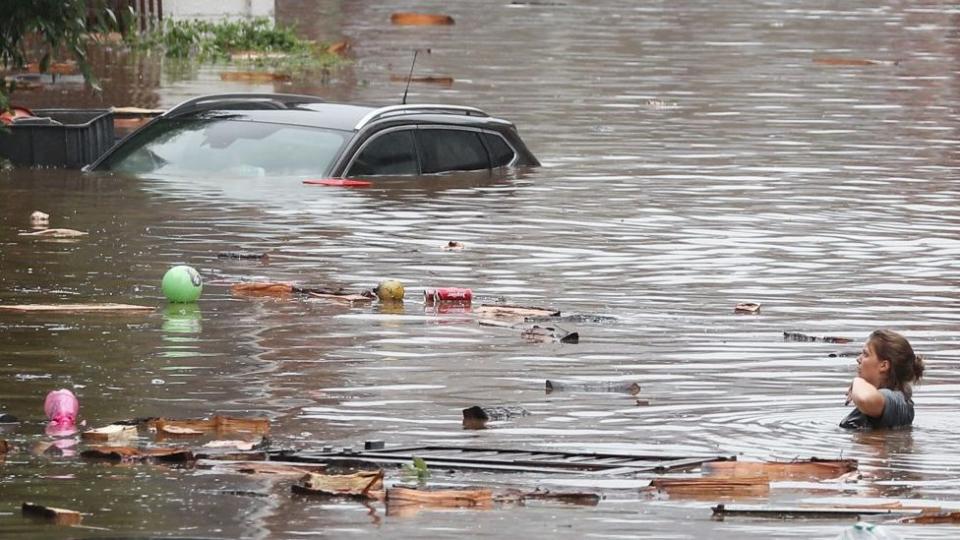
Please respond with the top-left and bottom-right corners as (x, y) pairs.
(424, 287), (473, 304)
(0, 106), (34, 125)
(303, 178), (372, 188)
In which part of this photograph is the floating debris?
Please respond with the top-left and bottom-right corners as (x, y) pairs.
(812, 57), (896, 66)
(292, 470), (384, 499)
(390, 12), (455, 25)
(462, 405), (530, 429)
(525, 314), (617, 324)
(18, 228), (87, 238)
(386, 486), (492, 516)
(783, 332), (853, 344)
(476, 304), (560, 324)
(217, 251), (268, 260)
(443, 241), (465, 251)
(495, 487), (601, 506)
(80, 446), (194, 463)
(389, 74), (454, 86)
(219, 71), (291, 82)
(148, 416), (270, 438)
(702, 458), (858, 481)
(734, 302), (761, 314)
(545, 380), (640, 394)
(521, 325), (578, 344)
(0, 303), (153, 313)
(648, 475), (770, 498)
(712, 503), (917, 520)
(81, 424), (138, 443)
(29, 210), (49, 226)
(21, 503), (82, 525)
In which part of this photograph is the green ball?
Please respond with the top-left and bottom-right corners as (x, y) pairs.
(161, 265), (203, 303)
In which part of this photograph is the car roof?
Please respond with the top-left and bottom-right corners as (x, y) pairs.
(162, 93), (502, 132)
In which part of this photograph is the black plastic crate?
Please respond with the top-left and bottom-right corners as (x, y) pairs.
(0, 108), (115, 168)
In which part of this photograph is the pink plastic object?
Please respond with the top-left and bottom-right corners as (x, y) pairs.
(44, 389), (79, 427)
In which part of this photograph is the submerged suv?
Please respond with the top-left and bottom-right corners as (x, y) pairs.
(89, 93), (539, 179)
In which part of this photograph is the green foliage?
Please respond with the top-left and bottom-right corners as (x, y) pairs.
(402, 456), (431, 485)
(0, 0), (114, 99)
(127, 17), (342, 71)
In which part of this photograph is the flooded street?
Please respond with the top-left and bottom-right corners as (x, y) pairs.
(3, 0), (960, 537)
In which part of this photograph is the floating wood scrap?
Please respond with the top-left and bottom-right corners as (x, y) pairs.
(18, 228), (87, 238)
(702, 458), (858, 481)
(711, 503), (921, 520)
(81, 424), (138, 443)
(80, 446), (194, 463)
(0, 303), (154, 313)
(217, 251), (269, 260)
(231, 282), (371, 303)
(812, 57), (895, 67)
(476, 304), (560, 325)
(389, 74), (454, 86)
(387, 486), (493, 512)
(462, 405), (530, 429)
(521, 325), (579, 344)
(545, 380), (640, 395)
(649, 475), (770, 498)
(199, 460), (325, 476)
(149, 415), (270, 438)
(734, 302), (761, 314)
(901, 510), (960, 524)
(525, 314), (617, 324)
(21, 502), (82, 525)
(219, 71), (291, 82)
(494, 487), (601, 506)
(783, 331), (853, 344)
(292, 470), (384, 499)
(390, 12), (455, 25)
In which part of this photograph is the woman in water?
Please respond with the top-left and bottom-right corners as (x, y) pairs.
(840, 329), (924, 429)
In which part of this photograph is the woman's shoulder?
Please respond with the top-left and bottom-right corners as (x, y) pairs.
(878, 388), (914, 427)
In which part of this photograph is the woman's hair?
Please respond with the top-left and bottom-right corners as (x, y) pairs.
(869, 329), (925, 399)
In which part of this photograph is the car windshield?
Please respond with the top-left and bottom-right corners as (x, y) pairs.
(98, 117), (350, 178)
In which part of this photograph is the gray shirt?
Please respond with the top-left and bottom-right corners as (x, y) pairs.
(839, 388), (914, 430)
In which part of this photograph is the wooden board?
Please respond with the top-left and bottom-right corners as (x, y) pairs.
(702, 458), (858, 481)
(0, 303), (154, 313)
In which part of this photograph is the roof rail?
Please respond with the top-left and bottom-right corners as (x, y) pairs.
(354, 104), (488, 130)
(163, 93), (324, 119)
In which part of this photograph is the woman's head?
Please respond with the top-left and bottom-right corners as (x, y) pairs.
(858, 329), (924, 398)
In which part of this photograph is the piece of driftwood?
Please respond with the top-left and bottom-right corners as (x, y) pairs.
(307, 291), (372, 304)
(521, 325), (579, 344)
(783, 332), (853, 344)
(712, 503), (920, 520)
(702, 458), (858, 481)
(148, 416), (270, 437)
(734, 302), (761, 314)
(232, 282), (368, 303)
(0, 303), (154, 313)
(462, 405), (530, 429)
(80, 446), (194, 463)
(217, 251), (268, 260)
(292, 470), (384, 499)
(199, 460), (324, 476)
(901, 511), (960, 524)
(231, 282), (294, 297)
(812, 57), (891, 66)
(81, 424), (138, 443)
(219, 71), (291, 82)
(390, 12), (455, 25)
(495, 488), (601, 506)
(386, 486), (493, 510)
(648, 475), (769, 498)
(21, 503), (82, 525)
(18, 228), (87, 238)
(389, 74), (454, 86)
(475, 304), (561, 323)
(545, 380), (640, 395)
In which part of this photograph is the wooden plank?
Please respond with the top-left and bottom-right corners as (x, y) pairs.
(21, 503), (82, 525)
(712, 503), (922, 519)
(0, 303), (154, 313)
(702, 458), (857, 481)
(649, 476), (770, 498)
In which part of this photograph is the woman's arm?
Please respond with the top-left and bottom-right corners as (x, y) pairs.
(848, 377), (886, 417)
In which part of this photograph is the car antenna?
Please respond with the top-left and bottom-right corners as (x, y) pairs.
(402, 48), (430, 105)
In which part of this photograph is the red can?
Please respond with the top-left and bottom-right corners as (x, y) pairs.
(424, 287), (473, 304)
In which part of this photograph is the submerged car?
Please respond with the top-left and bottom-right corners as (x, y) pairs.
(88, 93), (539, 179)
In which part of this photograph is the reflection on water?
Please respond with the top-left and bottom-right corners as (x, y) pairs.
(2, 0), (960, 538)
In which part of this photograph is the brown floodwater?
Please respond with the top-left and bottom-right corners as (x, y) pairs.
(3, 0), (960, 538)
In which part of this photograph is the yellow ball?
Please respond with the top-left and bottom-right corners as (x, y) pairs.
(375, 280), (405, 302)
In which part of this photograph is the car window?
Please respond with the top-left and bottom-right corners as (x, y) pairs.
(482, 133), (515, 167)
(416, 129), (490, 174)
(347, 130), (418, 176)
(100, 118), (349, 177)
